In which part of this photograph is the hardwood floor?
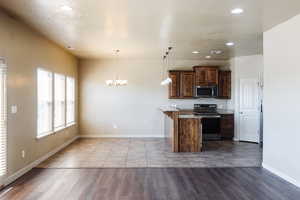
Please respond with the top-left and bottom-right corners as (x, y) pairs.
(1, 168), (300, 200)
(37, 138), (262, 168)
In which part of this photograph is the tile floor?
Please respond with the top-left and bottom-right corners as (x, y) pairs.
(37, 138), (262, 168)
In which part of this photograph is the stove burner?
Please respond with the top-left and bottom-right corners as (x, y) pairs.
(193, 104), (218, 115)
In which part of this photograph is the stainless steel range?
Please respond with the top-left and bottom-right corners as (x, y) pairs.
(194, 104), (221, 140)
(193, 104), (219, 116)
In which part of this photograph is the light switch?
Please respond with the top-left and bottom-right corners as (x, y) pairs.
(11, 105), (18, 114)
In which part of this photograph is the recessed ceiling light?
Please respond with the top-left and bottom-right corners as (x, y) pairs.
(210, 50), (223, 55)
(192, 51), (200, 54)
(61, 5), (73, 11)
(231, 8), (244, 15)
(226, 42), (235, 46)
(205, 56), (211, 59)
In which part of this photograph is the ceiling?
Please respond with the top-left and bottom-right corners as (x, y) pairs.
(263, 0), (300, 31)
(0, 0), (286, 60)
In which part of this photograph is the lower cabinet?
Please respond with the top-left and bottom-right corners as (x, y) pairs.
(178, 118), (202, 152)
(220, 114), (234, 140)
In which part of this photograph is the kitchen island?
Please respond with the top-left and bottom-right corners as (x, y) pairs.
(160, 106), (234, 153)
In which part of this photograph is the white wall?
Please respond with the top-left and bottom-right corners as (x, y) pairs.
(229, 55), (263, 140)
(263, 14), (300, 187)
(79, 59), (229, 137)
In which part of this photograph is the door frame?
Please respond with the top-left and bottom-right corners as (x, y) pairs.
(236, 77), (263, 143)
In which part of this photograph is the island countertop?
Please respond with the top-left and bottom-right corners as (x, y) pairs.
(159, 106), (180, 112)
(159, 106), (234, 117)
(160, 106), (234, 153)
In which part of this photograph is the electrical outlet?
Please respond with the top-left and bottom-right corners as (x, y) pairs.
(21, 150), (25, 158)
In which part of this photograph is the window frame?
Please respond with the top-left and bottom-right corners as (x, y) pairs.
(54, 73), (66, 131)
(37, 68), (54, 139)
(66, 76), (76, 126)
(0, 61), (7, 178)
(37, 68), (76, 139)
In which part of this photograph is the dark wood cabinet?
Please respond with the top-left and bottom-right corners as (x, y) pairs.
(178, 118), (202, 152)
(218, 71), (231, 99)
(180, 71), (195, 98)
(168, 71), (195, 99)
(194, 68), (206, 85)
(206, 68), (219, 85)
(220, 114), (234, 140)
(168, 67), (231, 99)
(194, 66), (218, 86)
(168, 71), (180, 98)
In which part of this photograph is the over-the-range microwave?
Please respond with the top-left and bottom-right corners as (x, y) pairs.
(195, 86), (218, 98)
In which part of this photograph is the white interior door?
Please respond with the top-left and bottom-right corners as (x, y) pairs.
(239, 79), (260, 143)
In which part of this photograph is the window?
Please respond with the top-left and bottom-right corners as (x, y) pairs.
(54, 74), (66, 130)
(0, 62), (7, 177)
(37, 69), (53, 137)
(66, 77), (75, 125)
(37, 68), (75, 138)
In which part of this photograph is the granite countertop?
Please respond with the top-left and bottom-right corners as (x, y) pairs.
(217, 109), (234, 115)
(178, 115), (220, 119)
(179, 110), (234, 119)
(160, 106), (234, 118)
(159, 106), (180, 112)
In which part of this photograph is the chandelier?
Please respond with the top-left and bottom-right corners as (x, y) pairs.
(105, 79), (128, 86)
(106, 50), (128, 87)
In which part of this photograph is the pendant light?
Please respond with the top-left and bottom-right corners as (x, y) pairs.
(106, 50), (128, 87)
(161, 47), (173, 86)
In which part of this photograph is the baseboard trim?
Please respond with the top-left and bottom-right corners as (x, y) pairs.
(4, 135), (79, 186)
(262, 163), (300, 188)
(80, 134), (165, 138)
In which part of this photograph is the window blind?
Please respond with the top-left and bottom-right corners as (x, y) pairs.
(66, 77), (75, 124)
(54, 74), (66, 129)
(0, 63), (7, 177)
(37, 69), (53, 137)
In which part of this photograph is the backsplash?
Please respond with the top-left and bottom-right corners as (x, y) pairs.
(167, 99), (229, 110)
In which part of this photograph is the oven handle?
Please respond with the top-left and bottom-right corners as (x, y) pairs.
(199, 115), (221, 118)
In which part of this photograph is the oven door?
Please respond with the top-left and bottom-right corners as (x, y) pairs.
(202, 117), (221, 140)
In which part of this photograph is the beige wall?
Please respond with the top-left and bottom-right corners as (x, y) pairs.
(0, 11), (78, 177)
(79, 59), (229, 137)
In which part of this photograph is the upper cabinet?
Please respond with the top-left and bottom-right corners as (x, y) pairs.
(180, 71), (195, 98)
(168, 71), (180, 98)
(218, 71), (231, 99)
(168, 67), (231, 100)
(169, 71), (195, 99)
(194, 66), (219, 86)
(194, 67), (206, 85)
